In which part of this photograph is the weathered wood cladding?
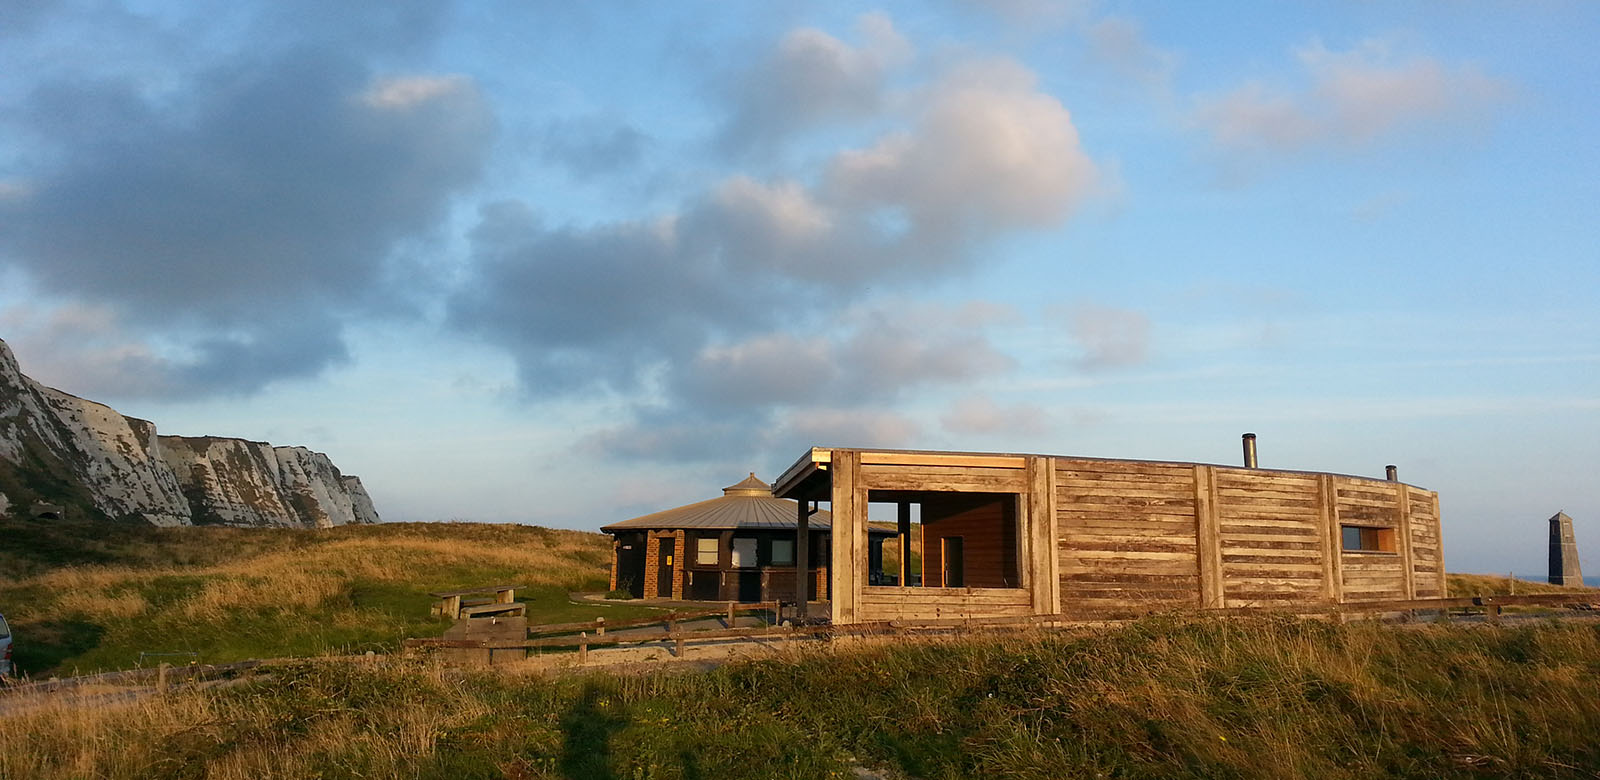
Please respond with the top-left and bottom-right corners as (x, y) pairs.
(1054, 460), (1442, 613)
(858, 586), (1033, 621)
(920, 493), (1019, 588)
(781, 447), (1443, 624)
(1058, 460), (1202, 614)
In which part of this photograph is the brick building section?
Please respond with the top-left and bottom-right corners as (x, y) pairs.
(609, 538), (620, 592)
(642, 529), (687, 599)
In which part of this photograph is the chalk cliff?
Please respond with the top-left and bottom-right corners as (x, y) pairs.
(0, 338), (379, 528)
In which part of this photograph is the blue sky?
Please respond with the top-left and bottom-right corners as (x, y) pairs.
(1, 1), (1595, 576)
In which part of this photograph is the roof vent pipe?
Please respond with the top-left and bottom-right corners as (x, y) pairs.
(1386, 465), (1398, 481)
(1242, 433), (1258, 468)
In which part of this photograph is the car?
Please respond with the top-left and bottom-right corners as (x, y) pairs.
(0, 612), (11, 680)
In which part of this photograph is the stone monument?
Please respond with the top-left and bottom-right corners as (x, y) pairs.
(1548, 511), (1583, 585)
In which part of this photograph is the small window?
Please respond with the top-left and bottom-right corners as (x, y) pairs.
(695, 537), (719, 565)
(1341, 525), (1396, 553)
(731, 537), (757, 568)
(770, 538), (795, 566)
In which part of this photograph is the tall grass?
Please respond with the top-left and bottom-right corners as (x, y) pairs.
(0, 522), (667, 676)
(5, 616), (1598, 779)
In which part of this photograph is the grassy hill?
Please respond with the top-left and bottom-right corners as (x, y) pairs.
(0, 518), (665, 676)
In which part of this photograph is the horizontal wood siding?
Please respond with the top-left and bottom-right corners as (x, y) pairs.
(859, 463), (1028, 493)
(858, 586), (1033, 622)
(1212, 468), (1327, 607)
(1333, 477), (1407, 601)
(1407, 489), (1445, 598)
(921, 494), (1020, 588)
(1056, 459), (1200, 615)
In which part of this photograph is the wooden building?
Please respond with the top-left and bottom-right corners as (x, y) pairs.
(772, 444), (1446, 624)
(603, 473), (895, 602)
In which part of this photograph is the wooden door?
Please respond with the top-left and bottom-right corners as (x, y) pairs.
(942, 536), (965, 588)
(657, 538), (674, 598)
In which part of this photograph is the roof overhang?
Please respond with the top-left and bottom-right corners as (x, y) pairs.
(773, 447), (831, 499)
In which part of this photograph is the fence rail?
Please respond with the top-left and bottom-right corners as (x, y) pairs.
(401, 593), (1600, 658)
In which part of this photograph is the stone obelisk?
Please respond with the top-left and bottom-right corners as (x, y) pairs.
(1548, 512), (1583, 585)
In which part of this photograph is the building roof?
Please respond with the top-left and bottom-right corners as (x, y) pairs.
(601, 473), (891, 534)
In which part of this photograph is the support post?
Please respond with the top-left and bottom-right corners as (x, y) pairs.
(831, 450), (863, 624)
(157, 663), (170, 694)
(1194, 465), (1225, 609)
(596, 617), (605, 636)
(1396, 483), (1417, 600)
(578, 632), (588, 665)
(796, 497), (810, 618)
(1026, 456), (1059, 615)
(897, 501), (911, 587)
(1317, 474), (1343, 604)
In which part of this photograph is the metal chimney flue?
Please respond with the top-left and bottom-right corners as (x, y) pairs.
(1241, 433), (1258, 468)
(1385, 465), (1398, 481)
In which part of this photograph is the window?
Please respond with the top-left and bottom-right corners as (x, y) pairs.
(731, 537), (757, 568)
(696, 537), (719, 565)
(770, 538), (795, 566)
(1341, 525), (1396, 553)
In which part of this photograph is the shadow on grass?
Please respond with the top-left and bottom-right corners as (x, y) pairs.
(559, 681), (632, 780)
(14, 618), (105, 676)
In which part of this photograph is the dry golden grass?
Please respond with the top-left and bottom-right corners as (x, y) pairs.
(5, 617), (1600, 779)
(1447, 572), (1600, 597)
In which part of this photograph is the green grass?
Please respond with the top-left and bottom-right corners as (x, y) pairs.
(7, 616), (1600, 779)
(0, 520), (667, 676)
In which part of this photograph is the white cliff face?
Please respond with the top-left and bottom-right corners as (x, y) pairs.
(344, 476), (381, 525)
(0, 338), (379, 528)
(0, 340), (191, 525)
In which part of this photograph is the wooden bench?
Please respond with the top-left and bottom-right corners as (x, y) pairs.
(430, 584), (525, 620)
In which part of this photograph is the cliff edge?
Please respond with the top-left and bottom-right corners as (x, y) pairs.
(0, 338), (379, 528)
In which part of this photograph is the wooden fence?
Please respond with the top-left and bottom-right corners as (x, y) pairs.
(400, 593), (1599, 662)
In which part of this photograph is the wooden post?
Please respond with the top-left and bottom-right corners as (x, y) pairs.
(897, 501), (911, 588)
(831, 450), (863, 624)
(1026, 456), (1059, 615)
(1487, 604), (1501, 625)
(578, 632), (588, 665)
(727, 601), (736, 627)
(1194, 465), (1225, 609)
(497, 587), (515, 605)
(674, 632), (685, 656)
(596, 617), (605, 636)
(157, 663), (170, 694)
(1317, 474), (1343, 604)
(796, 496), (810, 618)
(1396, 483), (1416, 600)
(442, 595), (461, 620)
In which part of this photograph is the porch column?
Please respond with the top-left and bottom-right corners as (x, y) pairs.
(897, 501), (911, 587)
(795, 496), (810, 617)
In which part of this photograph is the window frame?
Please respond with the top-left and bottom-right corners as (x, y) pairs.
(694, 536), (719, 566)
(1340, 524), (1397, 554)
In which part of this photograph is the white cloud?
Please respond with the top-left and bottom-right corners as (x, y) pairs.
(941, 395), (1054, 435)
(778, 407), (921, 449)
(1193, 38), (1510, 151)
(721, 12), (911, 152)
(1066, 304), (1150, 368)
(830, 58), (1098, 238)
(1084, 16), (1176, 90)
(360, 74), (473, 109)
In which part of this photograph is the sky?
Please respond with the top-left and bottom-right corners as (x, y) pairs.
(1, 1), (1596, 577)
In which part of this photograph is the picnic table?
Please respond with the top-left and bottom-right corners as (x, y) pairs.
(429, 584), (526, 620)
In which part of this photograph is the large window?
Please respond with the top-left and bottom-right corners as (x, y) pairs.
(695, 537), (719, 565)
(1341, 525), (1396, 553)
(731, 537), (757, 568)
(770, 538), (795, 566)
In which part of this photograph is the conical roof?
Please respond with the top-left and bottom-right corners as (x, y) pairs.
(601, 473), (833, 532)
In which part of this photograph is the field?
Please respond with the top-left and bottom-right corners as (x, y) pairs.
(4, 615), (1600, 779)
(0, 518), (666, 676)
(4, 519), (1600, 778)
